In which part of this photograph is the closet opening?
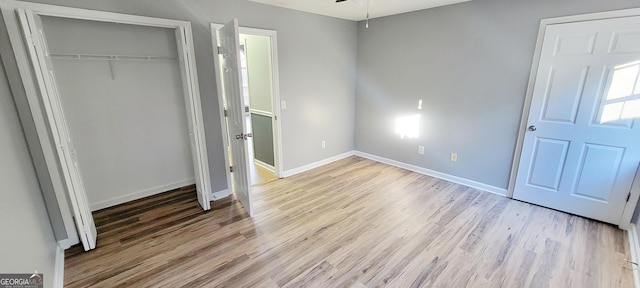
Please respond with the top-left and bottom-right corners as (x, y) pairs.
(2, 1), (210, 251)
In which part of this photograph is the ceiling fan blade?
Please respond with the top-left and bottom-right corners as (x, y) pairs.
(335, 0), (348, 2)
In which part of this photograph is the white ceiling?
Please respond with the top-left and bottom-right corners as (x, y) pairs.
(249, 0), (472, 21)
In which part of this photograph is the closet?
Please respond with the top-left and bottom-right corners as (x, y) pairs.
(2, 2), (211, 250)
(42, 16), (195, 211)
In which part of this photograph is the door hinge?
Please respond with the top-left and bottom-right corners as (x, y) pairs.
(274, 115), (278, 120)
(230, 166), (233, 173)
(182, 28), (188, 45)
(217, 46), (223, 55)
(29, 33), (38, 47)
(224, 109), (228, 117)
(37, 30), (50, 55)
(627, 192), (632, 202)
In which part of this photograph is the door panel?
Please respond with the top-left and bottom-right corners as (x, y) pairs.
(610, 30), (640, 54)
(18, 10), (97, 250)
(216, 19), (254, 217)
(527, 138), (569, 191)
(515, 16), (640, 225)
(541, 66), (588, 123)
(571, 144), (624, 202)
(593, 63), (640, 128)
(553, 33), (596, 56)
(175, 27), (211, 211)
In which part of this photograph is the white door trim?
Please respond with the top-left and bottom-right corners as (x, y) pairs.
(508, 7), (640, 229)
(1, 0), (212, 248)
(211, 23), (284, 183)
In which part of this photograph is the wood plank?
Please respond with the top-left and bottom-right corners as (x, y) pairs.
(65, 156), (634, 287)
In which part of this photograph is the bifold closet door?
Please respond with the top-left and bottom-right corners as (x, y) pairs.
(17, 10), (97, 250)
(42, 17), (194, 210)
(14, 4), (212, 250)
(38, 16), (197, 212)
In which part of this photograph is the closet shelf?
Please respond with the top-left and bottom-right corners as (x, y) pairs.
(49, 52), (178, 62)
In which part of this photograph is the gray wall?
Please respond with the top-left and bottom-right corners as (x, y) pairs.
(243, 34), (273, 113)
(242, 33), (275, 167)
(355, 0), (640, 189)
(0, 13), (70, 241)
(0, 58), (57, 288)
(11, 0), (357, 193)
(42, 17), (195, 210)
(251, 113), (274, 166)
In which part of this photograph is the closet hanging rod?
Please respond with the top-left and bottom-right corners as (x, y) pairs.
(49, 52), (178, 62)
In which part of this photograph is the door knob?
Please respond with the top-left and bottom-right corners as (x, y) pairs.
(235, 133), (253, 140)
(528, 125), (537, 131)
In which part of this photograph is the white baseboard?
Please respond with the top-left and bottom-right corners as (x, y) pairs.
(629, 224), (640, 288)
(54, 242), (65, 288)
(57, 238), (76, 250)
(254, 159), (275, 172)
(354, 151), (508, 197)
(89, 178), (195, 211)
(211, 189), (231, 201)
(282, 151), (355, 178)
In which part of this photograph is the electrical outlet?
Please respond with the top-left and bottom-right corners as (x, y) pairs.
(450, 153), (458, 162)
(418, 145), (425, 155)
(322, 140), (326, 148)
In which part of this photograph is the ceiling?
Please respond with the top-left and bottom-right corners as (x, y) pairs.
(249, 0), (472, 21)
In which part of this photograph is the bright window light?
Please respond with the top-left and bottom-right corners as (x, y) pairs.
(395, 114), (420, 139)
(599, 60), (640, 123)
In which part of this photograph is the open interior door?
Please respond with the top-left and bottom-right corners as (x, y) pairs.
(215, 19), (254, 216)
(514, 16), (640, 225)
(17, 9), (97, 250)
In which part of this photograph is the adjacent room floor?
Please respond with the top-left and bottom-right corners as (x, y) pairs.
(64, 157), (634, 287)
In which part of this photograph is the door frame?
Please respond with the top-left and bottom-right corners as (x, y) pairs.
(508, 7), (640, 229)
(211, 23), (283, 195)
(0, 0), (212, 248)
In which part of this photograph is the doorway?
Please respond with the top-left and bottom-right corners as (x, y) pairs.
(511, 9), (640, 227)
(238, 35), (278, 184)
(212, 23), (283, 194)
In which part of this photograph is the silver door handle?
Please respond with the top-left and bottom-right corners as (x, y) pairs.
(235, 133), (253, 140)
(528, 125), (537, 131)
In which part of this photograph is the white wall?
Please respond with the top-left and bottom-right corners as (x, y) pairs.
(0, 57), (57, 288)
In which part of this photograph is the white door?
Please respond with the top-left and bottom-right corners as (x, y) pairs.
(175, 27), (211, 211)
(17, 10), (97, 250)
(514, 16), (640, 225)
(216, 19), (254, 216)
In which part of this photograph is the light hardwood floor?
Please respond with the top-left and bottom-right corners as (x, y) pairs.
(65, 156), (634, 287)
(251, 163), (277, 184)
